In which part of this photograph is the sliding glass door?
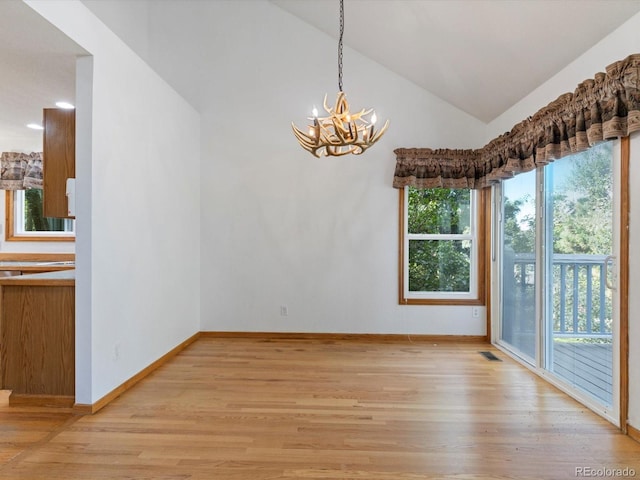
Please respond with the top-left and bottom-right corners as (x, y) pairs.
(500, 170), (537, 362)
(497, 141), (617, 415)
(544, 143), (614, 407)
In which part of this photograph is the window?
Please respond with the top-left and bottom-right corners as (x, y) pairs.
(5, 190), (74, 242)
(399, 186), (485, 304)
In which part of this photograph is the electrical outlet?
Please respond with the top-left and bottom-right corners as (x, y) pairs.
(472, 307), (481, 318)
(280, 305), (288, 316)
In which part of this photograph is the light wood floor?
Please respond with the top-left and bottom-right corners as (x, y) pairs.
(1, 337), (639, 479)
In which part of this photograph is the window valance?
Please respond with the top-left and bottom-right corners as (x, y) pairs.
(0, 152), (43, 190)
(393, 53), (640, 189)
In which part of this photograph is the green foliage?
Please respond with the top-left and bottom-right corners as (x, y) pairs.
(503, 195), (535, 253)
(407, 188), (471, 292)
(24, 189), (48, 231)
(408, 240), (470, 292)
(23, 189), (67, 232)
(408, 188), (470, 234)
(550, 143), (614, 334)
(502, 142), (614, 338)
(552, 142), (612, 255)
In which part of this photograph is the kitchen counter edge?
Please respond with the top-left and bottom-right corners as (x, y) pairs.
(0, 269), (75, 286)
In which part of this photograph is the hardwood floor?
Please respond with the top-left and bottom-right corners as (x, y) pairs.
(1, 337), (639, 479)
(0, 390), (74, 465)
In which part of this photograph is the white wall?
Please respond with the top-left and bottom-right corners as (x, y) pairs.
(79, 1), (488, 337)
(25, 0), (201, 404)
(74, 0), (489, 337)
(150, 1), (486, 335)
(486, 11), (640, 431)
(82, 0), (149, 60)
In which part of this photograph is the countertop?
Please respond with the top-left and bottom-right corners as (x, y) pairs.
(0, 261), (75, 272)
(0, 269), (75, 286)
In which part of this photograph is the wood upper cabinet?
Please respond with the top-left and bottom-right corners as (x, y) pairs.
(43, 108), (75, 218)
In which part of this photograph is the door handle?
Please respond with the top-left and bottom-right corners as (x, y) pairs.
(604, 255), (616, 290)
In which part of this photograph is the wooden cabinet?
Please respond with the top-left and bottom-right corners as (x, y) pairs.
(0, 271), (75, 407)
(43, 108), (75, 218)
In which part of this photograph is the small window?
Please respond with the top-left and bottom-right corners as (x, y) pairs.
(399, 186), (484, 305)
(5, 190), (74, 242)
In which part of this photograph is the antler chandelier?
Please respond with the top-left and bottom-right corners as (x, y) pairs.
(292, 0), (389, 157)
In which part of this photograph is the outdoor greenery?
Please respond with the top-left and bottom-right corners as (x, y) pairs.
(552, 143), (612, 255)
(503, 195), (535, 254)
(503, 142), (612, 255)
(407, 188), (471, 292)
(552, 143), (613, 335)
(503, 142), (613, 339)
(407, 142), (613, 334)
(23, 188), (67, 232)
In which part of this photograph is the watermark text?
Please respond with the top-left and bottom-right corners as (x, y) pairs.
(576, 467), (636, 477)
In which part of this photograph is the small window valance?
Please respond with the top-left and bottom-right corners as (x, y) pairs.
(0, 152), (43, 190)
(393, 53), (640, 189)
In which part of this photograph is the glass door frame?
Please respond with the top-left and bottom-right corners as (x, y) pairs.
(492, 171), (540, 367)
(492, 138), (626, 427)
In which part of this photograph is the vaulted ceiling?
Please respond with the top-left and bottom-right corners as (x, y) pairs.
(271, 0), (640, 122)
(1, 0), (640, 150)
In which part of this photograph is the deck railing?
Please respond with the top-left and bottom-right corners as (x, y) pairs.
(508, 253), (612, 337)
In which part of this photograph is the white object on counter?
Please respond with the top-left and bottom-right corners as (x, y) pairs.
(66, 178), (76, 217)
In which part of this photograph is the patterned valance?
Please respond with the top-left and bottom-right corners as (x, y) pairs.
(393, 53), (640, 189)
(0, 152), (43, 190)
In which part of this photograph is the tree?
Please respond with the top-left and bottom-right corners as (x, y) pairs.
(502, 142), (614, 337)
(551, 143), (613, 334)
(503, 195), (535, 254)
(552, 143), (612, 255)
(25, 189), (49, 231)
(23, 188), (68, 232)
(407, 188), (471, 292)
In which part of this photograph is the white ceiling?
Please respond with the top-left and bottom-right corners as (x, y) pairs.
(0, 1), (84, 150)
(1, 0), (640, 152)
(272, 0), (640, 122)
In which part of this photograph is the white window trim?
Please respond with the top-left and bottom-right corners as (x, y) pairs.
(403, 186), (479, 301)
(13, 190), (75, 237)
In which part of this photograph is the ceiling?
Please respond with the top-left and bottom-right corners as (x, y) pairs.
(272, 0), (640, 122)
(1, 0), (639, 152)
(0, 1), (84, 150)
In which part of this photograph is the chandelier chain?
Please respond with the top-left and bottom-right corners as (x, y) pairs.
(338, 0), (344, 92)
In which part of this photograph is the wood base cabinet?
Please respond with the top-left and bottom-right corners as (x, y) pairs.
(0, 271), (75, 407)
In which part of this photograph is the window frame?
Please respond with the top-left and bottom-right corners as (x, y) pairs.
(5, 190), (75, 242)
(398, 186), (487, 305)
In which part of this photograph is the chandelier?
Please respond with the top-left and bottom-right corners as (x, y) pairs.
(292, 0), (389, 157)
